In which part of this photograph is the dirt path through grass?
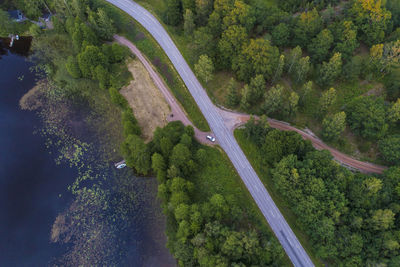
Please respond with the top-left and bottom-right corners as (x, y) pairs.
(115, 35), (215, 145)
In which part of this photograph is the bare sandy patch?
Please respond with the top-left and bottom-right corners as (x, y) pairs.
(120, 59), (170, 141)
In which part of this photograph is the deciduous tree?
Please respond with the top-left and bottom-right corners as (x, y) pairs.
(318, 53), (342, 87)
(195, 54), (214, 83)
(322, 112), (346, 141)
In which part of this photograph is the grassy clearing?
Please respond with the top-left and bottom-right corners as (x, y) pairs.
(234, 129), (323, 267)
(120, 59), (170, 141)
(101, 0), (210, 132)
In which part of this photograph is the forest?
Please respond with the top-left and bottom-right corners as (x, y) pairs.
(237, 118), (400, 266)
(2, 0), (400, 265)
(156, 0), (400, 165)
(1, 0), (288, 265)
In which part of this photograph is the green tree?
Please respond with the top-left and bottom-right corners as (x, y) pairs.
(346, 96), (388, 139)
(193, 27), (214, 58)
(183, 9), (195, 36)
(95, 65), (109, 89)
(95, 8), (115, 40)
(164, 0), (182, 26)
(333, 20), (359, 60)
(233, 38), (279, 82)
(218, 25), (248, 67)
(322, 112), (346, 141)
(362, 177), (383, 196)
(388, 98), (400, 123)
(299, 81), (313, 107)
(240, 84), (251, 110)
(319, 87), (337, 114)
(286, 46), (302, 74)
(293, 8), (323, 47)
(291, 56), (310, 84)
(371, 209), (395, 230)
(195, 54), (214, 83)
(318, 52), (342, 87)
(350, 0), (392, 45)
(182, 0), (196, 13)
(29, 23), (42, 37)
(226, 78), (239, 107)
(121, 134), (151, 175)
(122, 110), (141, 137)
(222, 0), (255, 32)
(263, 85), (284, 115)
(77, 45), (107, 79)
(0, 10), (15, 36)
(195, 0), (213, 25)
(271, 23), (290, 47)
(307, 29), (334, 63)
(272, 54), (285, 84)
(249, 74), (265, 101)
(288, 92), (299, 116)
(109, 87), (128, 108)
(379, 135), (400, 164)
(66, 56), (81, 78)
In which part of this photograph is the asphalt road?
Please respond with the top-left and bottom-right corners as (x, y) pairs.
(106, 0), (314, 266)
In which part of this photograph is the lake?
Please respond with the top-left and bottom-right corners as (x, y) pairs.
(0, 37), (174, 266)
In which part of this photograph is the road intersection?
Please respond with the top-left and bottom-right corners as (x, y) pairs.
(107, 0), (315, 266)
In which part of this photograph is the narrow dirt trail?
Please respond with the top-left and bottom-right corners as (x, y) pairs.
(115, 35), (387, 174)
(115, 35), (215, 145)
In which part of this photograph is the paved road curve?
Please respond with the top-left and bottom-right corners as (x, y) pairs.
(107, 1), (314, 266)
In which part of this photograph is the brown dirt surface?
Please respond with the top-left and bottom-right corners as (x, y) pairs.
(120, 59), (170, 141)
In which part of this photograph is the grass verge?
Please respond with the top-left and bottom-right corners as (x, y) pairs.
(234, 128), (323, 267)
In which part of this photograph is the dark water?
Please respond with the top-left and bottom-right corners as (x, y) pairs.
(0, 37), (175, 266)
(0, 38), (74, 265)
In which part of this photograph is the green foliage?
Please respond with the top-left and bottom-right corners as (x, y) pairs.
(183, 9), (195, 35)
(121, 109), (141, 137)
(263, 84), (284, 116)
(317, 52), (342, 87)
(271, 23), (290, 47)
(388, 98), (400, 123)
(148, 121), (286, 266)
(319, 87), (337, 115)
(307, 29), (333, 63)
(91, 8), (116, 40)
(346, 96), (388, 139)
(350, 0), (392, 45)
(108, 87), (127, 108)
(225, 78), (239, 107)
(322, 111), (347, 141)
(164, 0), (182, 26)
(233, 38), (279, 82)
(77, 45), (107, 79)
(29, 23), (42, 37)
(66, 56), (81, 79)
(262, 129), (314, 165)
(121, 134), (150, 175)
(379, 135), (400, 164)
(194, 54), (214, 83)
(0, 10), (15, 36)
(332, 20), (359, 60)
(218, 25), (248, 68)
(95, 65), (109, 89)
(293, 8), (323, 47)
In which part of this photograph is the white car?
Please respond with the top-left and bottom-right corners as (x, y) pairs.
(206, 135), (216, 142)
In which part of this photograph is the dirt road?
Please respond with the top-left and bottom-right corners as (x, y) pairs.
(115, 35), (387, 174)
(115, 35), (215, 145)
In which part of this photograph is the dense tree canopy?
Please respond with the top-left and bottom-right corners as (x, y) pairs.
(346, 96), (388, 139)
